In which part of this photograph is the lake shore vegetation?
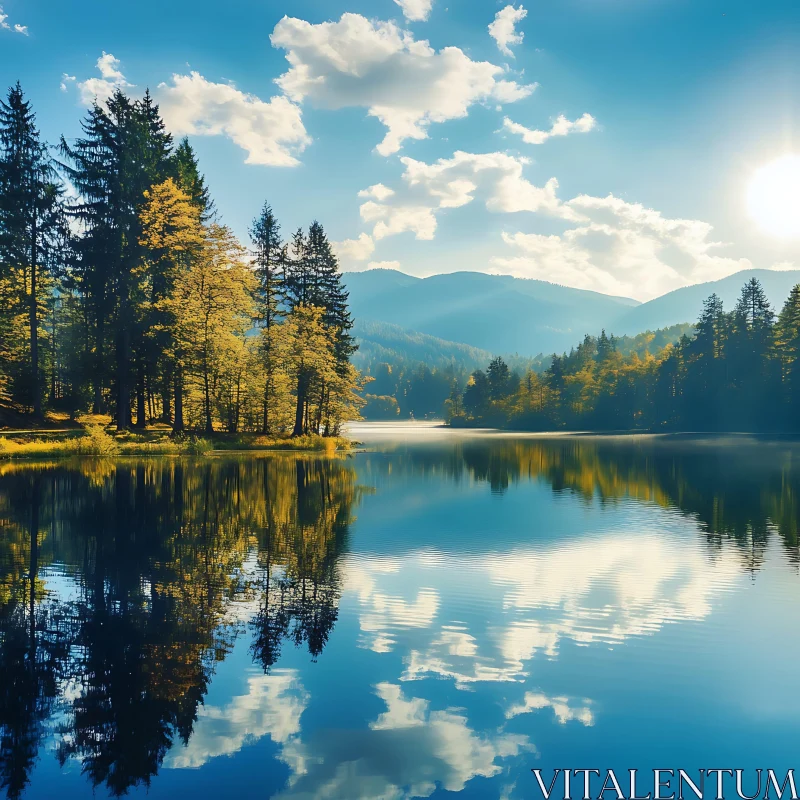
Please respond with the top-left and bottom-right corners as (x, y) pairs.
(449, 278), (800, 433)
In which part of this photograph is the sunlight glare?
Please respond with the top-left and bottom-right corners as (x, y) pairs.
(747, 154), (800, 239)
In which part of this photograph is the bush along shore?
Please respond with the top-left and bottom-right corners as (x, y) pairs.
(0, 419), (351, 460)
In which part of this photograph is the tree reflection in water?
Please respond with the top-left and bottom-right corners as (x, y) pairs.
(0, 456), (362, 797)
(1, 438), (800, 797)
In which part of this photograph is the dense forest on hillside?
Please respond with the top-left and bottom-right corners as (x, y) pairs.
(450, 278), (800, 432)
(354, 320), (539, 419)
(359, 322), (691, 421)
(0, 83), (362, 435)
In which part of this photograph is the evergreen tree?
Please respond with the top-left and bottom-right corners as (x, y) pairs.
(250, 202), (285, 433)
(0, 83), (64, 419)
(487, 356), (511, 400)
(250, 202), (284, 330)
(683, 293), (727, 429)
(596, 329), (615, 362)
(172, 137), (213, 221)
(776, 284), (800, 423)
(60, 89), (173, 428)
(729, 278), (776, 427)
(284, 227), (310, 309)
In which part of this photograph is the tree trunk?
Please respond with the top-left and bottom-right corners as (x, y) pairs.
(116, 311), (132, 431)
(292, 373), (306, 437)
(135, 363), (146, 428)
(30, 212), (41, 420)
(93, 310), (105, 414)
(50, 303), (57, 404)
(173, 368), (184, 433)
(314, 381), (325, 435)
(161, 370), (172, 424)
(233, 374), (241, 433)
(203, 369), (213, 434)
(262, 380), (270, 436)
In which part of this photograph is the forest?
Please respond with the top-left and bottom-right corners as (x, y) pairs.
(449, 278), (800, 433)
(359, 322), (692, 421)
(0, 83), (362, 437)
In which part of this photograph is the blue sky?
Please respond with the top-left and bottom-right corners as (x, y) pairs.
(2, 0), (799, 299)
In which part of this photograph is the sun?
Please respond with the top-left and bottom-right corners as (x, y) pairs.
(747, 154), (800, 239)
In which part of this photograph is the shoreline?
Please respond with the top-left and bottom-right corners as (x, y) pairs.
(346, 420), (800, 447)
(0, 424), (354, 461)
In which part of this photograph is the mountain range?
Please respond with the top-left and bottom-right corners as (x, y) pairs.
(344, 268), (800, 359)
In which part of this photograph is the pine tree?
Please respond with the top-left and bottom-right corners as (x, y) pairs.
(728, 278), (776, 427)
(0, 83), (64, 419)
(682, 293), (728, 428)
(251, 203), (284, 330)
(284, 227), (310, 309)
(596, 329), (615, 362)
(487, 356), (510, 400)
(58, 102), (117, 414)
(250, 202), (285, 433)
(60, 89), (173, 429)
(172, 137), (213, 221)
(776, 284), (800, 425)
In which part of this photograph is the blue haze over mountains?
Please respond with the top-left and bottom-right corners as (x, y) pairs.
(345, 268), (800, 358)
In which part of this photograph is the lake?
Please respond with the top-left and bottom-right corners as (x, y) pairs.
(2, 422), (800, 800)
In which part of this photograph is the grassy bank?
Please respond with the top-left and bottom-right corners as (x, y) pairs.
(0, 419), (351, 460)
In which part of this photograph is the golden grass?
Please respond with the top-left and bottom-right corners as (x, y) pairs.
(0, 424), (352, 460)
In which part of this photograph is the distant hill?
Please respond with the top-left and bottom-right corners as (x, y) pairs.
(344, 269), (639, 357)
(614, 269), (800, 334)
(353, 319), (494, 374)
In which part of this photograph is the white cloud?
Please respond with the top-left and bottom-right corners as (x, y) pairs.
(345, 151), (752, 300)
(362, 200), (439, 241)
(358, 183), (395, 202)
(506, 692), (594, 726)
(60, 74), (76, 92)
(276, 682), (532, 799)
(345, 557), (439, 653)
(358, 150), (581, 241)
(333, 232), (375, 265)
(77, 52), (133, 106)
(503, 113), (597, 145)
(164, 669), (308, 770)
(493, 193), (753, 300)
(0, 7), (27, 34)
(489, 5), (527, 57)
(158, 72), (310, 167)
(394, 0), (433, 22)
(270, 13), (534, 155)
(97, 51), (125, 81)
(341, 526), (740, 694)
(367, 260), (402, 271)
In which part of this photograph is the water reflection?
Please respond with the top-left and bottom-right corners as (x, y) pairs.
(1, 436), (800, 798)
(359, 436), (800, 566)
(0, 456), (362, 798)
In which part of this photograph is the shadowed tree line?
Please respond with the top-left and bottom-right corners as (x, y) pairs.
(450, 278), (800, 433)
(0, 456), (363, 798)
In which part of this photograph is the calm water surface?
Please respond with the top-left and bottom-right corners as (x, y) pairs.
(2, 422), (800, 799)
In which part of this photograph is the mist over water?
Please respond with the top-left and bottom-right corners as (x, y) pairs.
(2, 426), (800, 799)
